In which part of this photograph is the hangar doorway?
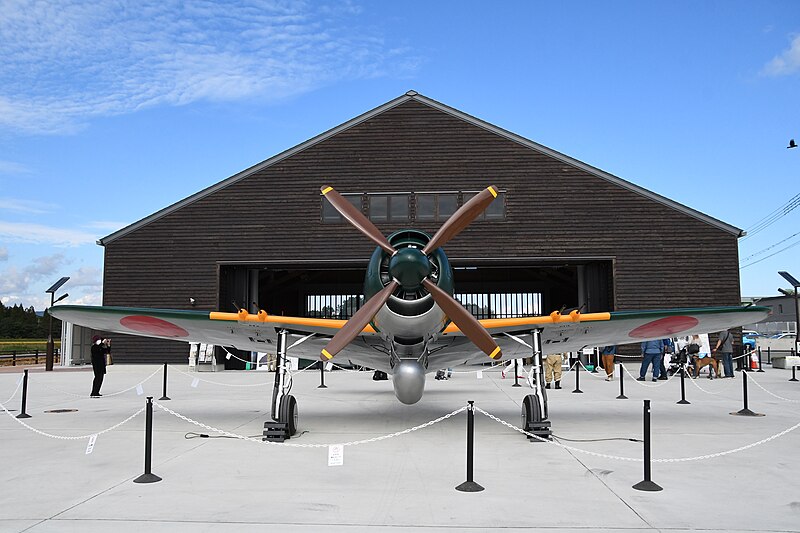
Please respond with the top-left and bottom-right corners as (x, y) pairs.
(219, 259), (612, 322)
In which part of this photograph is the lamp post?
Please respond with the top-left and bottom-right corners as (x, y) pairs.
(45, 277), (70, 371)
(778, 271), (800, 354)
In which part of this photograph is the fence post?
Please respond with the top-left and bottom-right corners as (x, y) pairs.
(35, 349), (39, 365)
(12, 350), (16, 366)
(632, 399), (662, 491)
(133, 397), (162, 483)
(455, 401), (484, 492)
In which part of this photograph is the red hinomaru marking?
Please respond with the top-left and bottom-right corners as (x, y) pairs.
(628, 316), (699, 339)
(120, 316), (189, 337)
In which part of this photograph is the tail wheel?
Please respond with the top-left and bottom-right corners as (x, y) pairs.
(279, 394), (298, 436)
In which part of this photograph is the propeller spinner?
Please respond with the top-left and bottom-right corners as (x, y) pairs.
(319, 185), (502, 361)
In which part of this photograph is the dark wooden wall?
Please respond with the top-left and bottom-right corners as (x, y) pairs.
(102, 99), (741, 363)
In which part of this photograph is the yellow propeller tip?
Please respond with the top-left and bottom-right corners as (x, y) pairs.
(489, 346), (502, 359)
(321, 186), (333, 195)
(321, 349), (334, 360)
(487, 186), (498, 198)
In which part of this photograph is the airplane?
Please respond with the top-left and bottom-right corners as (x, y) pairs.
(51, 185), (769, 438)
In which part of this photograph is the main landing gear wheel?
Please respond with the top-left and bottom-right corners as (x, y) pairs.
(521, 394), (544, 428)
(279, 394), (298, 436)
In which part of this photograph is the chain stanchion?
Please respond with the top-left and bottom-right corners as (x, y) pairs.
(677, 365), (690, 405)
(158, 363), (170, 401)
(133, 397), (162, 483)
(616, 363), (628, 399)
(632, 399), (662, 492)
(767, 346), (771, 365)
(572, 359), (583, 394)
(318, 361), (328, 389)
(16, 369), (31, 419)
(455, 400), (484, 493)
(757, 348), (765, 372)
(790, 366), (798, 383)
(730, 370), (765, 417)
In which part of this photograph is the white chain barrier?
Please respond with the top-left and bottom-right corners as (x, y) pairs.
(475, 406), (800, 463)
(153, 401), (466, 448)
(621, 363), (679, 387)
(2, 375), (23, 404)
(745, 372), (800, 403)
(33, 366), (163, 398)
(169, 365), (273, 388)
(0, 399), (144, 440)
(684, 368), (738, 396)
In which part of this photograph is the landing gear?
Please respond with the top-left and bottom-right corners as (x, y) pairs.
(523, 328), (551, 442)
(264, 329), (299, 441)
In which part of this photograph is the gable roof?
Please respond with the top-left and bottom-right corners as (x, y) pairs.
(100, 90), (742, 245)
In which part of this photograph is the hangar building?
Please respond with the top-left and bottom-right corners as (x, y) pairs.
(84, 91), (743, 365)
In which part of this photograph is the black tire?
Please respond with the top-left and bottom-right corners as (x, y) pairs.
(521, 394), (545, 430)
(279, 394), (298, 436)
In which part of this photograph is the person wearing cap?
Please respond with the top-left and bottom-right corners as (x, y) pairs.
(90, 335), (111, 397)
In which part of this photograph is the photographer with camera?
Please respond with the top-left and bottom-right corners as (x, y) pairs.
(90, 335), (111, 397)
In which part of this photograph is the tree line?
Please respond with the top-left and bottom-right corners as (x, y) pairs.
(0, 302), (61, 339)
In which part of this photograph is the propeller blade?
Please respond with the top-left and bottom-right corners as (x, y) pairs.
(422, 278), (502, 360)
(321, 280), (398, 360)
(423, 185), (498, 255)
(321, 186), (396, 255)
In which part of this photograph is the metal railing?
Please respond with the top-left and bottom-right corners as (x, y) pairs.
(0, 349), (60, 367)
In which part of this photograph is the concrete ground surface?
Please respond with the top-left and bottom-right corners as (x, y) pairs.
(1, 360), (799, 532)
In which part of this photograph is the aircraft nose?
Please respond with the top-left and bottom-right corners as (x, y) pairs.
(389, 247), (431, 290)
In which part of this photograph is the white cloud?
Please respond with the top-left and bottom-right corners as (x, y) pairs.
(0, 198), (58, 214)
(0, 220), (98, 246)
(0, 160), (31, 174)
(0, 0), (420, 134)
(0, 253), (70, 296)
(763, 35), (800, 76)
(82, 220), (130, 232)
(0, 247), (8, 261)
(0, 255), (102, 310)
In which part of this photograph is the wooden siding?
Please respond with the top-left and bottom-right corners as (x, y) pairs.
(102, 99), (741, 363)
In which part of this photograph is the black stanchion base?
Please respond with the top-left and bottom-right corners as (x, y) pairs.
(730, 409), (765, 417)
(317, 384), (328, 389)
(158, 395), (170, 401)
(616, 394), (628, 400)
(632, 480), (663, 492)
(572, 389), (583, 394)
(757, 369), (765, 373)
(455, 481), (485, 492)
(133, 473), (162, 483)
(676, 399), (691, 405)
(512, 383), (522, 387)
(790, 378), (799, 382)
(15, 413), (31, 419)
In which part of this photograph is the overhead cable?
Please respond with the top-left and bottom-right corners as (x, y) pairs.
(739, 231), (800, 263)
(741, 192), (800, 241)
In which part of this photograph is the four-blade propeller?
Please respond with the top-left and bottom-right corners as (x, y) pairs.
(319, 185), (502, 361)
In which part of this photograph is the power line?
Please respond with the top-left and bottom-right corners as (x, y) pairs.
(739, 238), (800, 269)
(741, 192), (800, 241)
(739, 231), (800, 263)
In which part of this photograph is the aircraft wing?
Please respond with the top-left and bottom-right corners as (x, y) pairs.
(458, 306), (770, 356)
(49, 305), (380, 353)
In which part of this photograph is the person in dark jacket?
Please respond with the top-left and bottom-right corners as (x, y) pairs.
(90, 335), (111, 397)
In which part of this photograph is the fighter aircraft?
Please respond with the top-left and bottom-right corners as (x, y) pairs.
(51, 185), (769, 436)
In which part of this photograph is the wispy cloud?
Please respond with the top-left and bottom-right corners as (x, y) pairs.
(763, 35), (800, 76)
(0, 253), (70, 296)
(0, 198), (58, 214)
(0, 255), (101, 310)
(0, 160), (31, 174)
(82, 220), (130, 232)
(0, 221), (98, 246)
(0, 0), (419, 134)
(0, 246), (8, 261)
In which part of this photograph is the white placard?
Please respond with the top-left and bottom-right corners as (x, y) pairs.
(136, 384), (144, 396)
(328, 444), (344, 466)
(477, 370), (483, 379)
(86, 434), (97, 455)
(191, 378), (199, 388)
(225, 352), (231, 360)
(325, 362), (333, 371)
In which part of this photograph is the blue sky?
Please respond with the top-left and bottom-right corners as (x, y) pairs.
(1, 0), (798, 311)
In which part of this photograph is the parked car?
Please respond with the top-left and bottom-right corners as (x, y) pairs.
(742, 331), (764, 351)
(770, 333), (796, 340)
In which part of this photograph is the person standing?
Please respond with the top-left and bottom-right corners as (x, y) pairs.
(90, 335), (111, 397)
(713, 329), (734, 378)
(639, 339), (664, 381)
(600, 345), (617, 381)
(544, 352), (564, 389)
